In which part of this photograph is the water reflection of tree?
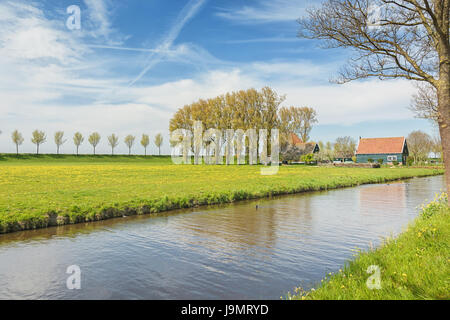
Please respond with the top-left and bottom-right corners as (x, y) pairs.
(173, 195), (315, 254)
(0, 195), (316, 252)
(0, 214), (152, 245)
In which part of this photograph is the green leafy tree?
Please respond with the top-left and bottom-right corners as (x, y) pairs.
(301, 153), (315, 164)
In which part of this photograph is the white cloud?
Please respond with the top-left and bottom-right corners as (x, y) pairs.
(281, 80), (416, 125)
(82, 0), (124, 44)
(0, 2), (86, 64)
(216, 0), (313, 24)
(222, 37), (301, 44)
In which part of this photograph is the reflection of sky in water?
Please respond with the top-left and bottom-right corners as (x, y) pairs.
(0, 176), (444, 300)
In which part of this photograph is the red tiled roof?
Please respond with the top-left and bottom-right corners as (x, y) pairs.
(288, 133), (303, 145)
(356, 137), (406, 155)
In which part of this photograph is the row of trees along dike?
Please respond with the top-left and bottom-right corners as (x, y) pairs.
(9, 130), (164, 155)
(169, 86), (318, 155)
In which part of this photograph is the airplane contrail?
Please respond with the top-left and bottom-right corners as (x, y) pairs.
(128, 0), (208, 87)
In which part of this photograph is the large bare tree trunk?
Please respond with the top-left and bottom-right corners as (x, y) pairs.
(438, 88), (450, 192)
(437, 61), (450, 196)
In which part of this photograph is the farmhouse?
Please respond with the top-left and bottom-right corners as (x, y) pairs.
(356, 137), (409, 165)
(287, 133), (320, 155)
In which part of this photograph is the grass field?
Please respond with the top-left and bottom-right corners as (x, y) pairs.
(287, 193), (450, 300)
(0, 154), (444, 234)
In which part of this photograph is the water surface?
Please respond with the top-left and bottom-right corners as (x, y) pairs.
(0, 176), (444, 299)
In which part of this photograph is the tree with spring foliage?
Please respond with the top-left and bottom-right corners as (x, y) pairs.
(154, 133), (163, 155)
(298, 0), (449, 194)
(141, 134), (150, 156)
(169, 87), (317, 156)
(11, 130), (24, 155)
(73, 132), (84, 156)
(108, 134), (119, 155)
(88, 132), (101, 155)
(31, 130), (46, 155)
(408, 130), (433, 164)
(334, 136), (356, 159)
(54, 131), (66, 155)
(124, 135), (135, 155)
(279, 106), (318, 144)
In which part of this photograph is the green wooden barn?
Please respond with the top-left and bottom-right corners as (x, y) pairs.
(356, 137), (409, 165)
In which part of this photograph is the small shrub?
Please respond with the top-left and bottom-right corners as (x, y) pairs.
(377, 159), (384, 165)
(393, 161), (399, 166)
(367, 158), (374, 163)
(407, 157), (414, 166)
(301, 153), (314, 164)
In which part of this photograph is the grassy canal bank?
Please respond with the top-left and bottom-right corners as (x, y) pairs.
(288, 193), (450, 300)
(0, 154), (444, 234)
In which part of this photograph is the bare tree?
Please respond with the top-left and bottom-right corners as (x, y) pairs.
(299, 107), (318, 142)
(409, 82), (439, 122)
(431, 134), (443, 160)
(154, 133), (163, 155)
(11, 130), (24, 155)
(124, 135), (135, 155)
(279, 106), (318, 143)
(108, 134), (119, 155)
(73, 132), (84, 156)
(315, 141), (335, 162)
(408, 130), (432, 164)
(54, 131), (66, 155)
(88, 132), (101, 155)
(334, 136), (356, 159)
(141, 134), (150, 156)
(298, 0), (449, 193)
(31, 130), (46, 155)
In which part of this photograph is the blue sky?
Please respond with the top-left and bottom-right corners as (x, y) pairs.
(0, 0), (436, 154)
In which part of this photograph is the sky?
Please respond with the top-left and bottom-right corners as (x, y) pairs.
(0, 0), (437, 155)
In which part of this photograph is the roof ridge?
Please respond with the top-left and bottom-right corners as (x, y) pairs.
(360, 137), (405, 139)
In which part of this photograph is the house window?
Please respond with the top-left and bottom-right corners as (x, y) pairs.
(387, 155), (398, 162)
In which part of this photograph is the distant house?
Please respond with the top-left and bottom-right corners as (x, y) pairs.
(287, 133), (320, 155)
(356, 137), (409, 165)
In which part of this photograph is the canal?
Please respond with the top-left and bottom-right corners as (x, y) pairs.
(0, 175), (444, 299)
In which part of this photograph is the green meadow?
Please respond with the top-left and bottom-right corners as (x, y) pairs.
(0, 154), (443, 234)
